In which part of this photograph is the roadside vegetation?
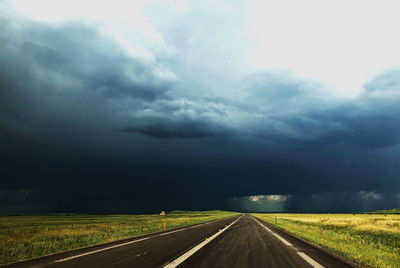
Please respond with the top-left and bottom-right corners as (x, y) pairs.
(253, 213), (400, 268)
(372, 208), (400, 214)
(0, 210), (238, 265)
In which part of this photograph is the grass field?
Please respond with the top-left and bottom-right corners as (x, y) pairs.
(253, 213), (400, 268)
(0, 210), (238, 265)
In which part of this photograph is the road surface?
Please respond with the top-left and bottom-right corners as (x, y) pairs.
(3, 215), (353, 268)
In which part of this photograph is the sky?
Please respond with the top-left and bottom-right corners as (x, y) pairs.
(1, 0), (400, 213)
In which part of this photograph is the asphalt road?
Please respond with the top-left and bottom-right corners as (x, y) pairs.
(179, 215), (352, 268)
(3, 214), (354, 268)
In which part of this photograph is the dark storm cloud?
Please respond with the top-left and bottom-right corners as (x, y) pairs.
(3, 21), (169, 101)
(1, 4), (400, 213)
(0, 13), (176, 149)
(242, 70), (400, 149)
(283, 191), (400, 213)
(121, 117), (227, 139)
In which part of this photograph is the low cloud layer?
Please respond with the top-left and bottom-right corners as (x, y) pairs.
(231, 192), (400, 213)
(1, 1), (400, 213)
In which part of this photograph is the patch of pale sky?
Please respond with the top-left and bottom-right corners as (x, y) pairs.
(248, 195), (288, 202)
(243, 0), (400, 97)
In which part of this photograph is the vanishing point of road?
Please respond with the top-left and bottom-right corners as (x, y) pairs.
(3, 214), (353, 268)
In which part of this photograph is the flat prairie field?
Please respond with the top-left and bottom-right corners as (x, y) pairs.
(253, 213), (400, 268)
(0, 210), (238, 265)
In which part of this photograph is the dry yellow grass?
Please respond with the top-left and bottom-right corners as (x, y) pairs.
(273, 213), (400, 233)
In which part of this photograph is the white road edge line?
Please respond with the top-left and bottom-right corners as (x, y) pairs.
(297, 252), (325, 268)
(54, 237), (150, 263)
(271, 232), (293, 247)
(252, 217), (292, 246)
(54, 216), (237, 263)
(252, 216), (325, 268)
(163, 214), (244, 268)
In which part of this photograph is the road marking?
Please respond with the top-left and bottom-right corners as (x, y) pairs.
(54, 237), (150, 262)
(252, 216), (325, 268)
(271, 232), (293, 247)
(297, 252), (325, 268)
(54, 216), (238, 263)
(253, 217), (292, 246)
(163, 215), (244, 268)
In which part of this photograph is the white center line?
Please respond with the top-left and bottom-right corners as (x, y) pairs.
(163, 215), (244, 268)
(252, 216), (325, 268)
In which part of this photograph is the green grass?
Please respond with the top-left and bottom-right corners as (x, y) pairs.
(252, 213), (400, 268)
(372, 208), (400, 214)
(0, 210), (238, 265)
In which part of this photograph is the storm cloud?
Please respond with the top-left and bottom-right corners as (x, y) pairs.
(1, 0), (400, 213)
